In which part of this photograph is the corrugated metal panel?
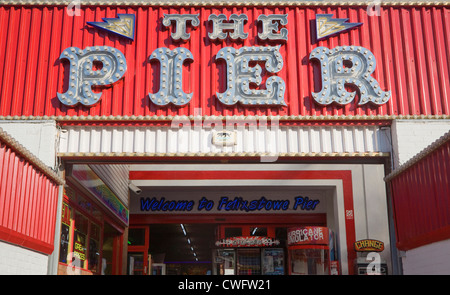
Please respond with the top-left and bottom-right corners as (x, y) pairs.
(58, 124), (391, 156)
(1, 1), (441, 5)
(386, 131), (450, 251)
(0, 131), (61, 255)
(0, 5), (448, 119)
(89, 164), (129, 206)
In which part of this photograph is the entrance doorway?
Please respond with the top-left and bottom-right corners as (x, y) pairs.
(127, 213), (330, 275)
(127, 226), (149, 275)
(102, 223), (124, 275)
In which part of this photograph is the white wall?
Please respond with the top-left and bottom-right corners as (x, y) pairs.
(59, 124), (391, 156)
(391, 120), (450, 168)
(0, 241), (49, 275)
(401, 239), (450, 275)
(0, 120), (58, 169)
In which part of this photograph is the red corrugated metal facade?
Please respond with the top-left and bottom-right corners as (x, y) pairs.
(0, 4), (449, 119)
(0, 131), (61, 255)
(387, 133), (450, 251)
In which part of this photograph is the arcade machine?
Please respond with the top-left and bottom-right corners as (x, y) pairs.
(287, 226), (338, 275)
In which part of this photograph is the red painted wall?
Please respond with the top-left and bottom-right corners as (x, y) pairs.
(0, 139), (60, 255)
(0, 5), (448, 119)
(389, 136), (450, 251)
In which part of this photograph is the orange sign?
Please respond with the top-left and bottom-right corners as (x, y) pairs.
(354, 239), (384, 252)
(287, 227), (329, 246)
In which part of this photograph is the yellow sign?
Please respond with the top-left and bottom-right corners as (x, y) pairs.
(316, 14), (362, 41)
(354, 239), (384, 252)
(74, 241), (86, 261)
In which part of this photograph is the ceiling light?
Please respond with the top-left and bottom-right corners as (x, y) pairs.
(180, 224), (187, 236)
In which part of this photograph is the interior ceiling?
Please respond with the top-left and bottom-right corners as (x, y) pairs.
(148, 223), (217, 263)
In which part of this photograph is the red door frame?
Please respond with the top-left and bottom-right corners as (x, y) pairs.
(129, 169), (356, 274)
(127, 225), (150, 275)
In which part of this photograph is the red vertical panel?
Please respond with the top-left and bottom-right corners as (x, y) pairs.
(6, 154), (18, 231)
(400, 9), (418, 115)
(48, 183), (58, 245)
(380, 8), (395, 116)
(0, 145), (7, 230)
(14, 159), (27, 234)
(24, 164), (36, 239)
(44, 184), (53, 245)
(432, 7), (450, 115)
(0, 137), (60, 254)
(37, 173), (46, 243)
(20, 8), (36, 116)
(34, 172), (45, 241)
(294, 7), (305, 117)
(34, 8), (51, 117)
(10, 158), (23, 233)
(401, 172), (414, 239)
(392, 178), (405, 242)
(390, 138), (450, 250)
(18, 161), (32, 235)
(2, 150), (13, 229)
(0, 7), (17, 115)
(200, 6), (211, 117)
(49, 7), (65, 117)
(411, 8), (430, 115)
(420, 160), (434, 234)
(50, 184), (59, 245)
(133, 7), (145, 117)
(27, 166), (38, 240)
(14, 8), (30, 116)
(429, 151), (444, 229)
(0, 7), (9, 108)
(367, 9), (383, 117)
(422, 8), (441, 116)
(286, 8), (299, 117)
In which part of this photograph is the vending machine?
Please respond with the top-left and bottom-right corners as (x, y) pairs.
(287, 227), (336, 275)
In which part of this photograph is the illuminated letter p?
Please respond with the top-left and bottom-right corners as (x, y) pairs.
(57, 46), (127, 107)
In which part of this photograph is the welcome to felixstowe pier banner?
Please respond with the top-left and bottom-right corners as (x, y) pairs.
(130, 195), (323, 214)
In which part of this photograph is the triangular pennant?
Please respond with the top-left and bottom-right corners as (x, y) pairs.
(315, 14), (362, 41)
(87, 14), (135, 40)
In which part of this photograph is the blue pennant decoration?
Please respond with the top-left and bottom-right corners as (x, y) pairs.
(87, 14), (135, 41)
(315, 14), (362, 41)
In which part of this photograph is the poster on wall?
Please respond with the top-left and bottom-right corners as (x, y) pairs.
(59, 202), (71, 264)
(262, 249), (285, 275)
